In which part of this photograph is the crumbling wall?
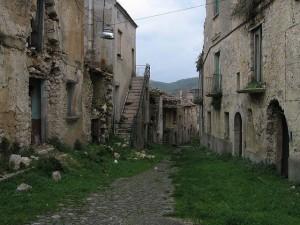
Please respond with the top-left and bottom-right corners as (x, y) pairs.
(0, 0), (33, 146)
(0, 0), (88, 146)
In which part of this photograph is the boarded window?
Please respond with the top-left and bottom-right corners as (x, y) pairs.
(253, 26), (262, 82)
(66, 82), (76, 116)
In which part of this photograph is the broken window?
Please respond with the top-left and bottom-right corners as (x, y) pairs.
(66, 82), (76, 117)
(253, 26), (262, 82)
(29, 0), (45, 51)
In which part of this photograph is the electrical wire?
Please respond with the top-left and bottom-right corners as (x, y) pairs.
(94, 0), (226, 26)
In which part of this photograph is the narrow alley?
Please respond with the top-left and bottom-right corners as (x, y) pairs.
(30, 160), (191, 225)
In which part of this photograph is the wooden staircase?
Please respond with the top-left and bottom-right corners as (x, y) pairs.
(116, 76), (145, 140)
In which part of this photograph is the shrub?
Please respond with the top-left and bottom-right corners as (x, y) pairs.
(0, 137), (11, 157)
(11, 142), (21, 155)
(74, 139), (83, 151)
(232, 0), (274, 21)
(36, 157), (64, 176)
(20, 147), (35, 157)
(48, 137), (71, 153)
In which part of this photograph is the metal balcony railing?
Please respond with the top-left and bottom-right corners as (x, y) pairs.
(205, 74), (222, 97)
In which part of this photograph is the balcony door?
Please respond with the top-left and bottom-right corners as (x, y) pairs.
(214, 52), (220, 91)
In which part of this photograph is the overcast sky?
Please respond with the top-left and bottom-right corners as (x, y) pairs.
(118, 0), (206, 83)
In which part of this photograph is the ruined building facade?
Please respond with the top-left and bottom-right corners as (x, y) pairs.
(0, 0), (149, 148)
(200, 0), (300, 182)
(149, 90), (198, 145)
(0, 0), (87, 146)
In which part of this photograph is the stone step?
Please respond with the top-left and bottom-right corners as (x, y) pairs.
(128, 90), (142, 93)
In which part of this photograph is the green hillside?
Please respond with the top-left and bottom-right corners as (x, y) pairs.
(150, 77), (199, 94)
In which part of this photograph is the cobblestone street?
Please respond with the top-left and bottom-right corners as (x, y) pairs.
(30, 161), (192, 225)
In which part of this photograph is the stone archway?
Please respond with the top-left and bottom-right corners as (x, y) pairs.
(266, 100), (289, 177)
(234, 113), (243, 157)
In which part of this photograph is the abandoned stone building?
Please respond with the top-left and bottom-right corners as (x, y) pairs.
(200, 0), (300, 182)
(84, 0), (150, 148)
(0, 0), (87, 146)
(149, 90), (198, 145)
(0, 0), (149, 149)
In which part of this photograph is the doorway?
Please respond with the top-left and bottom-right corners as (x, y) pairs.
(234, 113), (242, 157)
(29, 79), (42, 145)
(267, 100), (289, 178)
(277, 114), (289, 177)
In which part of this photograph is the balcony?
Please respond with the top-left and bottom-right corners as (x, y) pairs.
(205, 74), (222, 98)
(237, 80), (266, 95)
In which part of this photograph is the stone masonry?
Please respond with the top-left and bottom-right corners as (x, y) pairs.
(200, 0), (300, 182)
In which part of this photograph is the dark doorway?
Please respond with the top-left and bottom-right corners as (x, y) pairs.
(267, 100), (289, 178)
(91, 119), (100, 143)
(277, 113), (289, 177)
(234, 113), (242, 157)
(29, 79), (42, 145)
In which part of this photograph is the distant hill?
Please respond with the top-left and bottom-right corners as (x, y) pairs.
(150, 77), (199, 95)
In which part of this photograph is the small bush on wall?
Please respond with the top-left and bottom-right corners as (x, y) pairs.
(232, 0), (274, 21)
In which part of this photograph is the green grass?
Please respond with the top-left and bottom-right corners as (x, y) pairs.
(0, 142), (167, 225)
(172, 144), (300, 225)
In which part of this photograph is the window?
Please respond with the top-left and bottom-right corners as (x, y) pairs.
(207, 112), (212, 134)
(132, 48), (135, 75)
(214, 51), (221, 91)
(236, 72), (240, 91)
(214, 52), (220, 76)
(29, 0), (45, 52)
(173, 111), (177, 125)
(214, 0), (220, 16)
(253, 26), (262, 82)
(66, 82), (76, 116)
(224, 112), (229, 139)
(117, 30), (122, 57)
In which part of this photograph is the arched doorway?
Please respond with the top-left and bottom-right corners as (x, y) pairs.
(267, 100), (289, 177)
(234, 113), (243, 157)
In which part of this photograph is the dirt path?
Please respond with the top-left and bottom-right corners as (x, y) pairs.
(30, 160), (192, 225)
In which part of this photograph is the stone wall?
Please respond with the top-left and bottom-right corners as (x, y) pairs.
(201, 0), (300, 182)
(0, 0), (88, 146)
(149, 91), (198, 146)
(84, 0), (137, 126)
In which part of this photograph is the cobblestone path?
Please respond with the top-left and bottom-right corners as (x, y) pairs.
(30, 161), (192, 225)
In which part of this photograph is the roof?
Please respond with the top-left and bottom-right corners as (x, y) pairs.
(115, 2), (138, 28)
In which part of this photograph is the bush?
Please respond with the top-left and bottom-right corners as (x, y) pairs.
(11, 142), (21, 155)
(20, 147), (35, 157)
(48, 137), (71, 153)
(36, 157), (64, 176)
(74, 139), (83, 151)
(0, 137), (11, 157)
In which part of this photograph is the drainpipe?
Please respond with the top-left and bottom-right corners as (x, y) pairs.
(88, 0), (94, 53)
